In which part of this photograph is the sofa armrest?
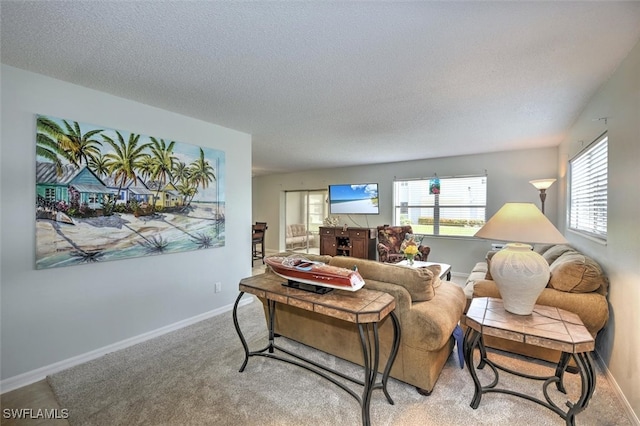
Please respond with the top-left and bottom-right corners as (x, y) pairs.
(536, 289), (609, 337)
(471, 279), (502, 298)
(361, 279), (413, 316)
(366, 279), (466, 351)
(404, 281), (466, 351)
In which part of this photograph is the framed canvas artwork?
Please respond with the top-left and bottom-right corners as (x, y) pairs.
(35, 114), (225, 269)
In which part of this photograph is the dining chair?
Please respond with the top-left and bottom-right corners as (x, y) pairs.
(252, 222), (267, 263)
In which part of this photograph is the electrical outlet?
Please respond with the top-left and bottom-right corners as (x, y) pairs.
(215, 282), (222, 293)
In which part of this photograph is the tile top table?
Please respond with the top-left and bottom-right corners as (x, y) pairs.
(464, 297), (595, 426)
(465, 297), (594, 354)
(238, 272), (396, 324)
(234, 273), (400, 426)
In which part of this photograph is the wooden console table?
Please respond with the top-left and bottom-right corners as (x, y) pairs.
(233, 273), (400, 426)
(464, 297), (596, 426)
(319, 226), (376, 259)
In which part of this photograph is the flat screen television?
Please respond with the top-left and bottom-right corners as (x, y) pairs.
(328, 183), (379, 215)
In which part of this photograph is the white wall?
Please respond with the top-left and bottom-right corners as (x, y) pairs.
(285, 192), (305, 225)
(253, 146), (559, 276)
(0, 66), (252, 382)
(557, 40), (640, 420)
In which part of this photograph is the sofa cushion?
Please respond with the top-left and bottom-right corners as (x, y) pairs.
(328, 256), (435, 302)
(463, 262), (485, 297)
(541, 244), (576, 264)
(549, 252), (607, 293)
(533, 244), (555, 255)
(471, 262), (488, 274)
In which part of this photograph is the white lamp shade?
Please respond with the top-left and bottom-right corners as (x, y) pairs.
(474, 202), (567, 245)
(529, 178), (556, 190)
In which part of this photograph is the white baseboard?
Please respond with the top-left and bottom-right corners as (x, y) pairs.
(0, 297), (255, 394)
(593, 352), (640, 425)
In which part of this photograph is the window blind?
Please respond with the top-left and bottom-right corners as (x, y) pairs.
(569, 135), (608, 239)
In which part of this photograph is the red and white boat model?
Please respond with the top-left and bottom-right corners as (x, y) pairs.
(265, 255), (365, 292)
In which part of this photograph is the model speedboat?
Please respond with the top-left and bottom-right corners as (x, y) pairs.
(265, 255), (365, 292)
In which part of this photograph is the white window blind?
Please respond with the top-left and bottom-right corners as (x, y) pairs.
(569, 134), (608, 240)
(393, 175), (487, 237)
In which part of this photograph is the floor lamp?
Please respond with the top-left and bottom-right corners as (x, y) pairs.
(529, 178), (556, 214)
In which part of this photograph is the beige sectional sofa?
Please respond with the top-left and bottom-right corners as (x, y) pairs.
(260, 253), (466, 395)
(463, 244), (609, 364)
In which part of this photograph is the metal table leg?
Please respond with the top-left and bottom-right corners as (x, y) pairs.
(232, 292), (250, 372)
(374, 311), (401, 404)
(564, 352), (596, 426)
(554, 352), (571, 393)
(463, 328), (597, 425)
(234, 293), (400, 426)
(358, 322), (377, 426)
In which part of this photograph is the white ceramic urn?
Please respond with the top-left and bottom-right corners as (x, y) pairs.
(489, 243), (550, 315)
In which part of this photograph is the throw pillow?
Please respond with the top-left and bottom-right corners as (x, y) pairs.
(426, 264), (442, 289)
(549, 252), (607, 293)
(399, 266), (436, 301)
(533, 244), (555, 255)
(328, 256), (435, 302)
(541, 244), (576, 265)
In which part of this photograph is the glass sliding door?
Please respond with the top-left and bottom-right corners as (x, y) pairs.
(284, 189), (327, 254)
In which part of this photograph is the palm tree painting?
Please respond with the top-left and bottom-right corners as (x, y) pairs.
(35, 114), (225, 269)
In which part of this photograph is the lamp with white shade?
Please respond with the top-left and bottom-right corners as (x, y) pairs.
(474, 202), (568, 315)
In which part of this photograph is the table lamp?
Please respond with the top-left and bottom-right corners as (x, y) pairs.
(474, 202), (568, 315)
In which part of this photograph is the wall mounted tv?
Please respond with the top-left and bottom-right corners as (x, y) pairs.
(328, 183), (379, 215)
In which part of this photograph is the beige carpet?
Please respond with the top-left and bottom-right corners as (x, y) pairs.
(48, 298), (631, 425)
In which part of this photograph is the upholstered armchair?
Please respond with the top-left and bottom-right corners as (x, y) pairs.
(376, 225), (430, 263)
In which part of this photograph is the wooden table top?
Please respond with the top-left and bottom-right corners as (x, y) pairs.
(239, 273), (396, 324)
(465, 297), (594, 354)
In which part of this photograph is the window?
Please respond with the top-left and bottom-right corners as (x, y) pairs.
(45, 187), (55, 202)
(393, 175), (487, 237)
(284, 189), (328, 253)
(569, 134), (608, 240)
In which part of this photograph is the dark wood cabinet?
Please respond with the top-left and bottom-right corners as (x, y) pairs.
(319, 227), (337, 256)
(319, 227), (376, 260)
(350, 234), (368, 259)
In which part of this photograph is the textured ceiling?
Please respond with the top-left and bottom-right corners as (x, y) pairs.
(2, 1), (640, 176)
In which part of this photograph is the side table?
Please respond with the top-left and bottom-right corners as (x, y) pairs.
(464, 297), (595, 426)
(233, 273), (401, 426)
